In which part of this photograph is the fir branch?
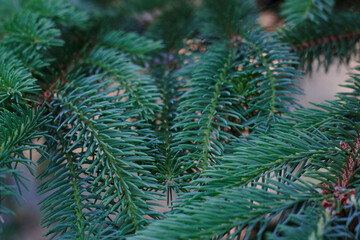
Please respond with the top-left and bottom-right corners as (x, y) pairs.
(1, 11), (64, 72)
(266, 207), (329, 240)
(0, 106), (47, 217)
(83, 46), (160, 120)
(42, 74), (161, 236)
(39, 134), (122, 240)
(279, 11), (360, 72)
(195, 70), (360, 196)
(130, 85), (360, 239)
(239, 29), (302, 127)
(1, 1), (360, 238)
(2, 11), (64, 49)
(129, 66), (360, 239)
(0, 47), (40, 105)
(152, 67), (187, 203)
(173, 45), (242, 171)
(130, 180), (322, 240)
(195, 127), (334, 193)
(281, 0), (335, 26)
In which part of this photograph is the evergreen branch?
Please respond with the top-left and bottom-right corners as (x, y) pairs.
(130, 68), (360, 239)
(131, 83), (360, 238)
(239, 29), (302, 127)
(83, 46), (160, 120)
(267, 201), (360, 240)
(0, 105), (47, 176)
(173, 45), (242, 171)
(279, 11), (360, 72)
(195, 128), (334, 193)
(0, 105), (47, 217)
(194, 70), (360, 196)
(281, 0), (334, 26)
(288, 70), (360, 136)
(39, 134), (122, 240)
(266, 206), (330, 240)
(152, 67), (187, 203)
(1, 11), (64, 72)
(45, 74), (161, 235)
(2, 11), (64, 50)
(0, 48), (40, 105)
(172, 31), (300, 177)
(130, 180), (322, 240)
(0, 46), (51, 76)
(1, 1), (360, 238)
(293, 32), (360, 52)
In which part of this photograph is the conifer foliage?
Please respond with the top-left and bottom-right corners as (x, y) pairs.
(1, 0), (360, 239)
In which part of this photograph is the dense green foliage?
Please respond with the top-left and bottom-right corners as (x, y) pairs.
(1, 0), (360, 239)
